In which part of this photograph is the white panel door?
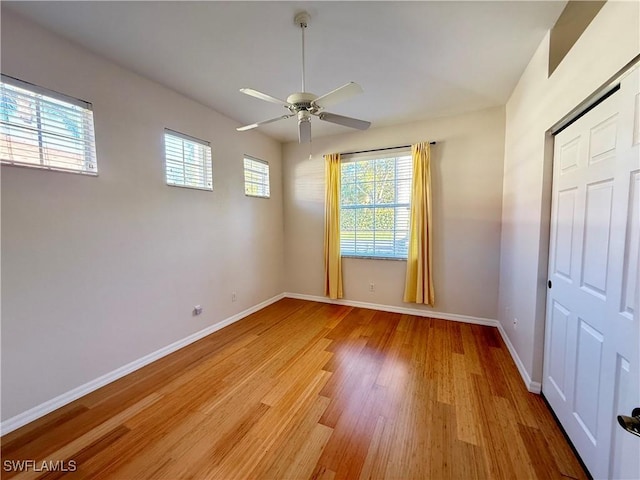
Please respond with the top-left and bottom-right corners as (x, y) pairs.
(544, 66), (640, 479)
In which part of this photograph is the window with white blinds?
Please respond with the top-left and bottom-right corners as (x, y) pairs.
(243, 156), (270, 198)
(340, 152), (413, 259)
(164, 129), (212, 191)
(0, 75), (98, 174)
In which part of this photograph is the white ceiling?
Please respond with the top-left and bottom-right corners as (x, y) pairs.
(4, 1), (567, 143)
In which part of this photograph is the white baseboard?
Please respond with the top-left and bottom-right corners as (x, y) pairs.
(0, 293), (286, 435)
(285, 292), (542, 393)
(496, 322), (541, 393)
(284, 292), (499, 327)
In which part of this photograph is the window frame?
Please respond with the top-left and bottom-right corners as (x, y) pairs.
(163, 128), (213, 192)
(0, 74), (98, 176)
(339, 149), (413, 261)
(243, 155), (270, 199)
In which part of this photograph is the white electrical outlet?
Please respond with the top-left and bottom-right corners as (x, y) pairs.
(513, 317), (518, 328)
(231, 292), (237, 302)
(193, 305), (203, 316)
(369, 282), (375, 293)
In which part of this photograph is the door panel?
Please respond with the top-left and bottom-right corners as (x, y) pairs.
(560, 135), (581, 173)
(589, 114), (617, 165)
(581, 180), (614, 296)
(621, 171), (639, 317)
(554, 189), (577, 279)
(574, 318), (602, 442)
(548, 300), (570, 398)
(544, 66), (640, 479)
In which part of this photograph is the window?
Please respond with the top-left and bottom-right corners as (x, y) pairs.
(243, 156), (270, 198)
(164, 129), (212, 191)
(340, 152), (412, 259)
(0, 75), (97, 174)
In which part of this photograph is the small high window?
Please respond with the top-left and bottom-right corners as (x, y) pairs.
(0, 75), (98, 175)
(164, 129), (212, 191)
(243, 156), (270, 198)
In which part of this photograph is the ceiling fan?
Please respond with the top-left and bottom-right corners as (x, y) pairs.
(236, 11), (371, 143)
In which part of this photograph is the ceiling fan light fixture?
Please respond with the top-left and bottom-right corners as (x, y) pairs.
(298, 112), (311, 144)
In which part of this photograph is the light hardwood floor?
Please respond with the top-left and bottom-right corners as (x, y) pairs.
(1, 298), (587, 479)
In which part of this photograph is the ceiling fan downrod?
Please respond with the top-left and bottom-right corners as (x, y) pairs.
(295, 11), (310, 93)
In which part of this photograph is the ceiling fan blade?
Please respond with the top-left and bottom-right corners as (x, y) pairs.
(239, 88), (290, 107)
(298, 119), (311, 143)
(236, 114), (292, 132)
(312, 82), (363, 109)
(318, 112), (371, 130)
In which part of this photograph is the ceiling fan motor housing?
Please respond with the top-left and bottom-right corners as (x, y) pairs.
(286, 92), (319, 114)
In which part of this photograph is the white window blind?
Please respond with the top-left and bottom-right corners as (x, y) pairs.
(164, 129), (212, 191)
(243, 156), (270, 198)
(340, 152), (412, 259)
(0, 75), (98, 174)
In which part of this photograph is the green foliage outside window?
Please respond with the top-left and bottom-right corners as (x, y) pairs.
(340, 154), (412, 259)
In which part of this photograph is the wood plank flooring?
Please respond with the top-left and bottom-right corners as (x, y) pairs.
(1, 298), (587, 479)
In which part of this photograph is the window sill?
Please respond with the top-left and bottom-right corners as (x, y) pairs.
(166, 183), (213, 192)
(341, 255), (407, 262)
(244, 193), (270, 199)
(1, 161), (98, 176)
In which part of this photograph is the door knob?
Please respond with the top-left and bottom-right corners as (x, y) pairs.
(617, 408), (640, 437)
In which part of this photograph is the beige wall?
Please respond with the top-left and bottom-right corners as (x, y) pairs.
(1, 11), (284, 421)
(499, 1), (640, 385)
(283, 107), (505, 321)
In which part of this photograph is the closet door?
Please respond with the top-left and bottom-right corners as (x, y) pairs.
(543, 66), (639, 479)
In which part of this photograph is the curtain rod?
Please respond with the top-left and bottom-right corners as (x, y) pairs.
(340, 142), (436, 156)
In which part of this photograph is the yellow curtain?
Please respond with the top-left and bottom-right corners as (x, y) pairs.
(324, 153), (343, 299)
(403, 142), (435, 305)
